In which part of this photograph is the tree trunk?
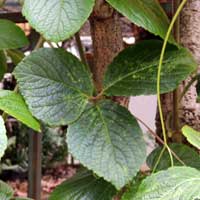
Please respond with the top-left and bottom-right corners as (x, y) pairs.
(89, 1), (128, 199)
(155, 0), (200, 141)
(90, 0), (129, 107)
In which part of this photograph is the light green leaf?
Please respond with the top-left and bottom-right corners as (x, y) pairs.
(128, 167), (200, 200)
(182, 125), (200, 149)
(22, 0), (95, 42)
(0, 90), (40, 132)
(103, 40), (197, 96)
(49, 168), (116, 200)
(0, 116), (7, 160)
(68, 100), (146, 189)
(147, 143), (200, 171)
(0, 19), (29, 50)
(14, 48), (93, 126)
(106, 0), (175, 43)
(0, 50), (7, 80)
(0, 181), (13, 200)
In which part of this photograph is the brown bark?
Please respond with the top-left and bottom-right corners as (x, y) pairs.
(89, 1), (128, 199)
(156, 0), (200, 141)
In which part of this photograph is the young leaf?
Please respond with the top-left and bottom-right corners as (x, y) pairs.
(147, 143), (200, 171)
(106, 0), (175, 43)
(182, 125), (200, 149)
(128, 167), (200, 200)
(14, 48), (93, 126)
(22, 0), (95, 42)
(0, 50), (7, 80)
(0, 19), (29, 50)
(0, 180), (14, 200)
(0, 90), (40, 132)
(0, 116), (7, 160)
(68, 100), (146, 189)
(103, 40), (197, 96)
(49, 168), (116, 200)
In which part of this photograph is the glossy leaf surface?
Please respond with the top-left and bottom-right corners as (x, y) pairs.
(14, 48), (93, 126)
(68, 100), (146, 189)
(22, 0), (95, 42)
(103, 40), (197, 96)
(49, 169), (116, 200)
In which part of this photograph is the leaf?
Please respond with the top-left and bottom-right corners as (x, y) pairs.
(0, 19), (29, 50)
(7, 49), (25, 65)
(182, 125), (200, 149)
(49, 168), (116, 200)
(147, 143), (200, 171)
(0, 90), (40, 131)
(0, 181), (13, 200)
(128, 167), (200, 200)
(0, 50), (7, 80)
(106, 0), (175, 43)
(103, 40), (197, 96)
(13, 198), (33, 200)
(0, 116), (7, 160)
(14, 48), (93, 126)
(22, 0), (95, 42)
(68, 100), (146, 189)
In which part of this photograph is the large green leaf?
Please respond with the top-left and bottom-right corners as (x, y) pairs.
(106, 0), (175, 43)
(0, 116), (7, 160)
(0, 181), (13, 200)
(0, 19), (29, 50)
(22, 0), (95, 42)
(14, 48), (93, 126)
(103, 40), (197, 96)
(0, 50), (7, 80)
(49, 169), (116, 200)
(126, 167), (200, 200)
(147, 143), (200, 171)
(0, 90), (40, 131)
(68, 100), (146, 189)
(182, 125), (200, 149)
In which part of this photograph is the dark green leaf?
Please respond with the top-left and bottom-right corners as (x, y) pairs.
(0, 50), (7, 80)
(14, 48), (93, 126)
(0, 116), (7, 160)
(130, 167), (200, 200)
(0, 90), (40, 131)
(49, 168), (116, 200)
(68, 100), (146, 189)
(0, 19), (29, 50)
(22, 0), (95, 42)
(0, 181), (13, 200)
(147, 143), (200, 171)
(103, 40), (197, 96)
(106, 0), (175, 43)
(182, 126), (200, 149)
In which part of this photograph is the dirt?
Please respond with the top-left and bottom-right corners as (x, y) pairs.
(6, 165), (77, 200)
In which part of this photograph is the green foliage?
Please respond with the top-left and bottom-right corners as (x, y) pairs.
(68, 100), (146, 189)
(0, 116), (7, 161)
(103, 40), (197, 96)
(182, 125), (200, 149)
(49, 168), (116, 200)
(125, 167), (200, 200)
(0, 19), (29, 50)
(106, 0), (175, 43)
(22, 0), (95, 42)
(0, 90), (40, 131)
(147, 143), (200, 171)
(0, 51), (7, 80)
(0, 0), (197, 198)
(14, 48), (94, 126)
(0, 180), (13, 200)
